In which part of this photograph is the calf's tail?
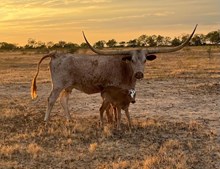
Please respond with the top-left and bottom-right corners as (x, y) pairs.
(31, 52), (56, 99)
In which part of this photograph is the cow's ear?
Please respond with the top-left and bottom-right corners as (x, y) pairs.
(146, 54), (156, 61)
(122, 56), (132, 61)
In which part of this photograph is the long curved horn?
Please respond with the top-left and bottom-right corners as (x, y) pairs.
(146, 24), (198, 54)
(82, 31), (130, 55)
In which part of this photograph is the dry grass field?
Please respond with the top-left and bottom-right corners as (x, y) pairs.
(0, 46), (220, 168)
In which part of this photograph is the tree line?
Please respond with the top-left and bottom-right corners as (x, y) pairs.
(0, 30), (219, 52)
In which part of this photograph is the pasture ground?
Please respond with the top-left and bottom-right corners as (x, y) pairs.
(0, 46), (220, 168)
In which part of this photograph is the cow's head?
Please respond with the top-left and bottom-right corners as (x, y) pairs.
(121, 50), (156, 79)
(83, 25), (197, 80)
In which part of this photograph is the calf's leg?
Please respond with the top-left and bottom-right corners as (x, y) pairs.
(105, 104), (114, 123)
(99, 101), (109, 127)
(116, 108), (122, 130)
(124, 108), (131, 131)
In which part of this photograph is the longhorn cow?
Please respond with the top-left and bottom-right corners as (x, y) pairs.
(31, 25), (197, 122)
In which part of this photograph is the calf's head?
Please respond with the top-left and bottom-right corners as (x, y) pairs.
(128, 89), (136, 103)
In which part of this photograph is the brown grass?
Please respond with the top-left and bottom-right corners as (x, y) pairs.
(27, 143), (43, 159)
(0, 46), (219, 168)
(89, 143), (98, 153)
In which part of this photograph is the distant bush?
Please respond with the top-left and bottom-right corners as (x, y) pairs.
(0, 42), (17, 51)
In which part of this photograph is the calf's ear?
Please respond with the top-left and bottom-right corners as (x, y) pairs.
(146, 54), (156, 61)
(122, 56), (132, 61)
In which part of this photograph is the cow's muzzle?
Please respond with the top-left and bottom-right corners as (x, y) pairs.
(135, 72), (144, 79)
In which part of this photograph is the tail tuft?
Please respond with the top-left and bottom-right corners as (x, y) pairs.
(31, 78), (38, 99)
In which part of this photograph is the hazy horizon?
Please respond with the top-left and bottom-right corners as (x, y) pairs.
(1, 0), (219, 45)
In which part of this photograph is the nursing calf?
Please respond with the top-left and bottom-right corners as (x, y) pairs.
(100, 86), (136, 130)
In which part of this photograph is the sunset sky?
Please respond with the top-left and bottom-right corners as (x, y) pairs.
(0, 0), (219, 46)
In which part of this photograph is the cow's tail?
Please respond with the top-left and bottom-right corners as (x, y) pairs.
(31, 52), (56, 99)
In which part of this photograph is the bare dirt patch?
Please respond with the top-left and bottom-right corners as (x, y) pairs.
(0, 47), (220, 168)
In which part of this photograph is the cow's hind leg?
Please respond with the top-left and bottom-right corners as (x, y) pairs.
(60, 89), (72, 120)
(44, 88), (62, 122)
